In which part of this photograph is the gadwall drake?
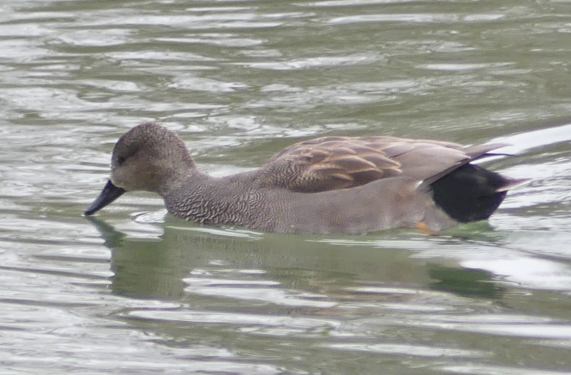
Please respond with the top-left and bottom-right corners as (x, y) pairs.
(85, 122), (526, 234)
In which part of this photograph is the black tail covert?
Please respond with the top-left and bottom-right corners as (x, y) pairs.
(431, 164), (510, 223)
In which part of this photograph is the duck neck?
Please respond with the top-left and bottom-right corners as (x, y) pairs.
(160, 169), (262, 226)
(157, 165), (202, 196)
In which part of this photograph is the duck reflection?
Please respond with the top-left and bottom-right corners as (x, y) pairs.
(86, 216), (504, 303)
(428, 265), (503, 299)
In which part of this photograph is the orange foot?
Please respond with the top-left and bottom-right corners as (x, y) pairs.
(416, 222), (437, 235)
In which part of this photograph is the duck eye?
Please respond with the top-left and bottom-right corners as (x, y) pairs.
(117, 156), (126, 165)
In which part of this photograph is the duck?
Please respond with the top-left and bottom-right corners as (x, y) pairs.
(84, 122), (526, 234)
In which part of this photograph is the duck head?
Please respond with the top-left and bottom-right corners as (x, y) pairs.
(84, 122), (195, 216)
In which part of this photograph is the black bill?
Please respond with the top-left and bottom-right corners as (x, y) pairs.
(84, 180), (126, 216)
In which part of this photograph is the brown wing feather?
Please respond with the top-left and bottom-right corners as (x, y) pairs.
(256, 136), (502, 193)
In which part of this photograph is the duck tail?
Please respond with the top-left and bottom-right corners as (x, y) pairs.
(429, 164), (528, 223)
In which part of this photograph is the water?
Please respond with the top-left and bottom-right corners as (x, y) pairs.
(1, 0), (571, 373)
